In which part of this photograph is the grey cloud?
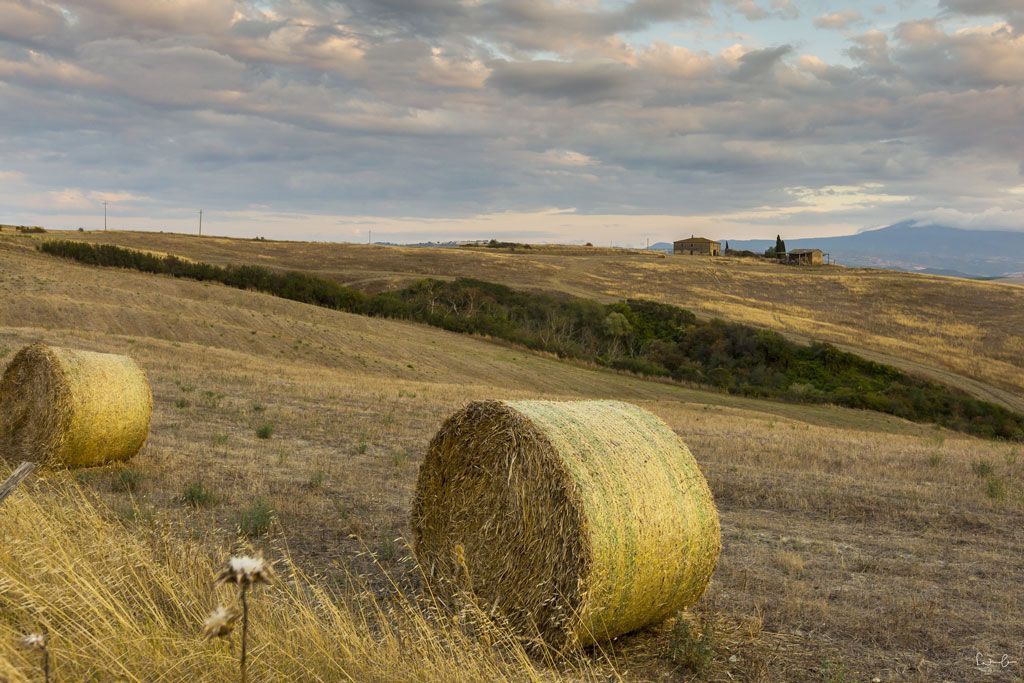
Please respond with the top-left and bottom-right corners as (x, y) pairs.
(0, 0), (65, 44)
(730, 45), (792, 81)
(772, 0), (800, 20)
(846, 30), (894, 71)
(487, 60), (635, 102)
(723, 0), (799, 21)
(939, 0), (1022, 16)
(341, 0), (710, 52)
(61, 0), (237, 34)
(873, 20), (1024, 88)
(0, 0), (1022, 238)
(939, 0), (1023, 30)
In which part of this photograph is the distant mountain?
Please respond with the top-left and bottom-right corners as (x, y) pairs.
(720, 222), (1024, 278)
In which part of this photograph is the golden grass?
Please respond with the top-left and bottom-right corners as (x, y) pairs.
(0, 344), (152, 467)
(39, 229), (1024, 410)
(0, 471), (592, 682)
(2, 234), (1023, 680)
(412, 400), (720, 648)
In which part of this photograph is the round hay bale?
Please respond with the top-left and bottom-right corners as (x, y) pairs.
(412, 399), (721, 648)
(0, 343), (152, 467)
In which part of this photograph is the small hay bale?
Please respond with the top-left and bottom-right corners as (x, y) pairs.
(412, 399), (721, 648)
(0, 343), (152, 467)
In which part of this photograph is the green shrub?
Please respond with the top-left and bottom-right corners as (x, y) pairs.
(819, 659), (850, 683)
(238, 498), (274, 537)
(972, 459), (995, 478)
(985, 476), (1007, 501)
(116, 468), (143, 494)
(377, 536), (398, 561)
(668, 615), (714, 675)
(306, 470), (325, 490)
(180, 481), (217, 508)
(256, 423), (274, 439)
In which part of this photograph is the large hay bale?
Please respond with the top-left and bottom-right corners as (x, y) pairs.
(0, 343), (152, 467)
(412, 399), (721, 648)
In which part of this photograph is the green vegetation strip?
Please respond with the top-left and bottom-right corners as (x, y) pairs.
(39, 239), (1024, 441)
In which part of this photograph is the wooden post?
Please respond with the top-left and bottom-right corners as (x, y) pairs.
(0, 462), (38, 506)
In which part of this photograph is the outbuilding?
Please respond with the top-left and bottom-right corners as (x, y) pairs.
(674, 236), (720, 256)
(787, 248), (824, 265)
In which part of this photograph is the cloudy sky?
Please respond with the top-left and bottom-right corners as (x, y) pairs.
(1, 0), (1022, 244)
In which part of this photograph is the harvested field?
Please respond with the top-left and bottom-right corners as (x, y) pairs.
(37, 230), (1024, 412)
(1, 233), (1022, 680)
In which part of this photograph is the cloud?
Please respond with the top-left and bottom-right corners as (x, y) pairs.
(814, 9), (863, 30)
(0, 0), (65, 44)
(730, 44), (792, 80)
(771, 0), (800, 20)
(0, 50), (109, 89)
(487, 60), (635, 102)
(724, 0), (799, 21)
(62, 0), (237, 34)
(866, 20), (1024, 87)
(342, 0), (712, 54)
(0, 0), (1022, 242)
(939, 0), (1024, 31)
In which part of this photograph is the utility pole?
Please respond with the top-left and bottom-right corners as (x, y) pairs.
(198, 209), (203, 236)
(369, 228), (372, 244)
(103, 201), (108, 231)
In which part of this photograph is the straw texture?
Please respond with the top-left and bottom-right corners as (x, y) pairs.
(0, 343), (152, 467)
(412, 399), (721, 648)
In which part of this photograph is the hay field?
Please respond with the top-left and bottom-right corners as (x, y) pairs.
(2, 233), (1024, 680)
(37, 229), (1024, 414)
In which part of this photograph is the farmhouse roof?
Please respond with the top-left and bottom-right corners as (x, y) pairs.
(789, 248), (822, 254)
(675, 237), (718, 243)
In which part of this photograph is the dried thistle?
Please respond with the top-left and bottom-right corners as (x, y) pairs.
(20, 632), (50, 683)
(216, 554), (273, 587)
(202, 605), (241, 641)
(213, 554), (273, 683)
(19, 633), (47, 651)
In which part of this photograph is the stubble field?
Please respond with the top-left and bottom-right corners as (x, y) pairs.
(1, 231), (1022, 681)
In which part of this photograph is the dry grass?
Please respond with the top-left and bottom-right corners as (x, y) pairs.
(1, 234), (1023, 680)
(35, 229), (1024, 410)
(0, 472), (578, 682)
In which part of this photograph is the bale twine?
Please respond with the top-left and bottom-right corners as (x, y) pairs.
(0, 343), (152, 467)
(412, 399), (721, 648)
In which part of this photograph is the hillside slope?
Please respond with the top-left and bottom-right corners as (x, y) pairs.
(36, 230), (1024, 413)
(2, 232), (1023, 680)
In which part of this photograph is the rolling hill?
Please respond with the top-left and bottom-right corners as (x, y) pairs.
(31, 229), (1024, 414)
(2, 230), (1023, 680)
